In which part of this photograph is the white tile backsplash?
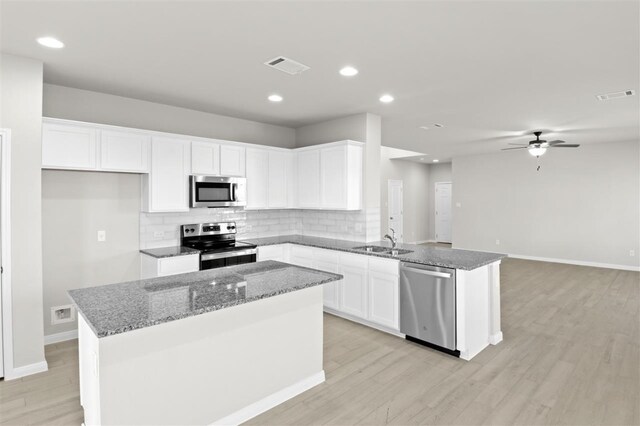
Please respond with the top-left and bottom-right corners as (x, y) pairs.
(140, 207), (378, 249)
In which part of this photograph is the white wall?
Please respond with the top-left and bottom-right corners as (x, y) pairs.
(452, 140), (640, 269)
(42, 171), (141, 337)
(295, 114), (367, 147)
(43, 84), (296, 148)
(0, 53), (46, 368)
(427, 163), (452, 241)
(380, 147), (431, 243)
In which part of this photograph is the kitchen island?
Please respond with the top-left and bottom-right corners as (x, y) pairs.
(68, 261), (342, 426)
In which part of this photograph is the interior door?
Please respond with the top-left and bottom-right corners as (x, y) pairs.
(435, 182), (452, 243)
(387, 180), (403, 242)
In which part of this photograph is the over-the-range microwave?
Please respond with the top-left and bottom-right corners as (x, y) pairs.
(189, 175), (247, 208)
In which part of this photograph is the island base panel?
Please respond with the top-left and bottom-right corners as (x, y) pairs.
(79, 285), (324, 426)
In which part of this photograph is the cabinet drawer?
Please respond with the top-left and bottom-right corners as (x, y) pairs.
(157, 255), (200, 277)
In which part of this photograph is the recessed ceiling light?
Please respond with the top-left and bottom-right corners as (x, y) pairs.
(268, 94), (283, 102)
(433, 159), (440, 163)
(379, 94), (394, 103)
(37, 37), (64, 48)
(339, 66), (359, 77)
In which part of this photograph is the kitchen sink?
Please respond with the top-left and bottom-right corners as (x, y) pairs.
(351, 246), (414, 256)
(352, 245), (389, 253)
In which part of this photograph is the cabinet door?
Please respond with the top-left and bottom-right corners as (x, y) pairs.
(320, 146), (347, 209)
(257, 245), (286, 262)
(42, 123), (97, 170)
(246, 148), (269, 209)
(368, 271), (399, 330)
(315, 249), (340, 310)
(148, 137), (190, 212)
(220, 145), (246, 177)
(297, 149), (321, 208)
(100, 130), (150, 173)
(286, 153), (297, 208)
(191, 141), (220, 175)
(289, 245), (315, 268)
(339, 253), (369, 319)
(268, 151), (288, 208)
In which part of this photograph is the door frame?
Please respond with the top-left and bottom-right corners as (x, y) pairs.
(387, 179), (403, 242)
(0, 129), (12, 379)
(434, 181), (452, 243)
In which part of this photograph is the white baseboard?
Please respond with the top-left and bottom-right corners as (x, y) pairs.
(211, 371), (325, 426)
(4, 360), (48, 380)
(323, 308), (405, 338)
(489, 332), (503, 345)
(508, 253), (640, 272)
(44, 329), (78, 345)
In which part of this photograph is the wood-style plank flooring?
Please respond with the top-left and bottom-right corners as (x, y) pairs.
(1, 258), (638, 425)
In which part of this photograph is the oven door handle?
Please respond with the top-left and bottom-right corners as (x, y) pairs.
(201, 248), (257, 261)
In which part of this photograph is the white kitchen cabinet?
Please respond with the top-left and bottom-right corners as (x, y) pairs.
(220, 144), (246, 177)
(367, 257), (400, 330)
(191, 141), (220, 175)
(320, 143), (363, 210)
(42, 122), (98, 170)
(315, 249), (341, 310)
(268, 151), (289, 208)
(339, 252), (369, 319)
(297, 149), (321, 208)
(99, 130), (150, 173)
(257, 244), (288, 262)
(140, 253), (199, 279)
(289, 245), (316, 269)
(142, 136), (191, 212)
(246, 148), (269, 209)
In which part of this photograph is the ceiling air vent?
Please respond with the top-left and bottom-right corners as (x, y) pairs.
(264, 56), (310, 75)
(596, 89), (635, 101)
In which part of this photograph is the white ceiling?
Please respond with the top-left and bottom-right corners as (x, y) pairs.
(1, 1), (638, 160)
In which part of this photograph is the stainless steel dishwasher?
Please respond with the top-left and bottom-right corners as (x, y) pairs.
(399, 262), (458, 356)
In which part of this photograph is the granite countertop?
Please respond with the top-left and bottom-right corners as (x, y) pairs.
(240, 235), (506, 270)
(68, 260), (341, 338)
(139, 246), (200, 258)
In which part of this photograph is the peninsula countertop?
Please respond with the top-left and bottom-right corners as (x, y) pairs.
(68, 260), (342, 338)
(240, 235), (506, 270)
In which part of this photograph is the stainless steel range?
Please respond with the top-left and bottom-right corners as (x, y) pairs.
(181, 222), (257, 270)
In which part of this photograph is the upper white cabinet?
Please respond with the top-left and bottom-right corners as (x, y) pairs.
(220, 145), (246, 177)
(297, 149), (321, 208)
(100, 130), (150, 173)
(296, 141), (363, 211)
(246, 148), (269, 209)
(268, 151), (289, 208)
(191, 141), (220, 175)
(42, 122), (98, 170)
(142, 136), (191, 212)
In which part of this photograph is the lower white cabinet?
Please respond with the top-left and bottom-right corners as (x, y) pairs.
(257, 245), (288, 262)
(140, 253), (200, 279)
(254, 243), (400, 333)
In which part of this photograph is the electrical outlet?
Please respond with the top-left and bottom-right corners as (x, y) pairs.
(51, 305), (75, 325)
(97, 230), (106, 242)
(631, 250), (636, 257)
(495, 239), (500, 245)
(153, 231), (165, 238)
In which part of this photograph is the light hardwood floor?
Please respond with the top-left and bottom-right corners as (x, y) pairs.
(1, 258), (638, 425)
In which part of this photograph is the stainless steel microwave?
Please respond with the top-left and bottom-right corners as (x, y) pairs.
(190, 176), (247, 208)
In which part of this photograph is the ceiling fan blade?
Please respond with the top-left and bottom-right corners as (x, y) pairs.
(547, 140), (566, 145)
(550, 144), (580, 148)
(501, 147), (528, 151)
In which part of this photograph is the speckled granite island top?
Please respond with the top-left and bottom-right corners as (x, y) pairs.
(139, 246), (200, 258)
(240, 235), (506, 270)
(68, 261), (341, 338)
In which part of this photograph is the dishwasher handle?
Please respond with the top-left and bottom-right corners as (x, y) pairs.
(400, 265), (452, 279)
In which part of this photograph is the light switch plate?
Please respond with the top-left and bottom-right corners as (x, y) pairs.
(97, 230), (106, 242)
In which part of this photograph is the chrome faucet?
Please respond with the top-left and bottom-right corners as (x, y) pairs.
(384, 228), (397, 249)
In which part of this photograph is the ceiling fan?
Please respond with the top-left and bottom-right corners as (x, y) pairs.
(502, 131), (580, 157)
